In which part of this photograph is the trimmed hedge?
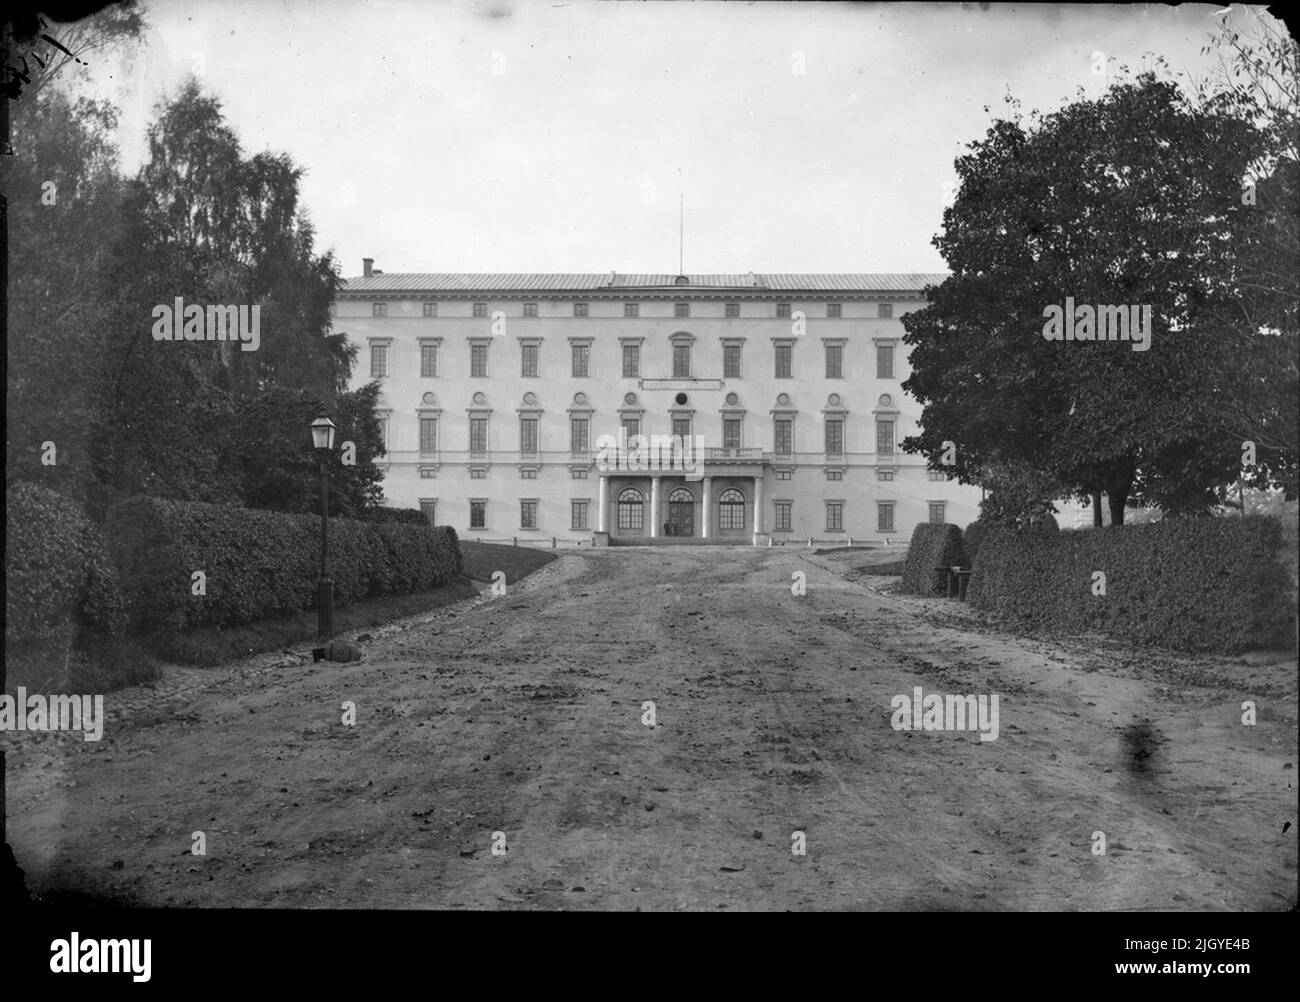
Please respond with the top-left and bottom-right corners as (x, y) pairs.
(105, 496), (463, 634)
(967, 516), (1295, 653)
(900, 523), (969, 595)
(364, 507), (430, 526)
(964, 520), (990, 566)
(5, 481), (126, 646)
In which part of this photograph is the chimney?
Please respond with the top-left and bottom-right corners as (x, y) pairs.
(363, 257), (374, 277)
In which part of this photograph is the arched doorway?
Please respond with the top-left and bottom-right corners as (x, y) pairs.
(666, 487), (694, 537)
(617, 487), (645, 533)
(718, 487), (747, 534)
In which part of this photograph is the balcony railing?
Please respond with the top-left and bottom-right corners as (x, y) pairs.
(706, 447), (763, 460)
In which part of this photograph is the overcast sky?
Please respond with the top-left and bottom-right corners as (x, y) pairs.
(66, 0), (1263, 277)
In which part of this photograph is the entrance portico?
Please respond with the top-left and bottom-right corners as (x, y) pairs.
(596, 469), (766, 542)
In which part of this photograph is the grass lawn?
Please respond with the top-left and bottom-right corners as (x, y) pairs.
(459, 540), (558, 584)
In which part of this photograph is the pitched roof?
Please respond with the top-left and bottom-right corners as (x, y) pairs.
(339, 272), (947, 294)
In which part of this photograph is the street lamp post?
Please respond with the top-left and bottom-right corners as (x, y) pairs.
(311, 415), (338, 641)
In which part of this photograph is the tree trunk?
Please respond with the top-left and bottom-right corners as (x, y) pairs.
(1091, 491), (1103, 527)
(1107, 491), (1126, 526)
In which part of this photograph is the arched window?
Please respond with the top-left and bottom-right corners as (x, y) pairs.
(617, 488), (645, 531)
(718, 487), (746, 532)
(668, 488), (694, 504)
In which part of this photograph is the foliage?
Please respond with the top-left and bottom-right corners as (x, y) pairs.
(900, 523), (968, 595)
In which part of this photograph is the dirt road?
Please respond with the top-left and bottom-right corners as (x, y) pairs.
(6, 547), (1296, 910)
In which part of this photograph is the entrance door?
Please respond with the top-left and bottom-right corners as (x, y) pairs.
(667, 488), (694, 537)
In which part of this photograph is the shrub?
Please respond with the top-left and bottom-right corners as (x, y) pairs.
(900, 523), (969, 595)
(5, 481), (126, 647)
(966, 515), (1295, 653)
(105, 497), (463, 635)
(963, 520), (990, 566)
(363, 507), (430, 526)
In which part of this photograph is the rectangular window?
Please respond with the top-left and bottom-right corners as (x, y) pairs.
(674, 302), (690, 318)
(420, 501), (437, 524)
(775, 344), (792, 379)
(422, 302), (437, 317)
(723, 344), (741, 379)
(571, 500), (589, 530)
(520, 469), (537, 479)
(826, 502), (844, 531)
(370, 343), (388, 378)
(471, 344), (488, 377)
(774, 501), (792, 532)
(570, 418), (589, 454)
(827, 303), (842, 318)
(419, 417), (438, 454)
(775, 470), (792, 481)
(470, 500), (486, 528)
(673, 344), (690, 378)
(722, 418), (741, 450)
(472, 302), (488, 318)
(521, 343), (539, 378)
(571, 468), (588, 480)
(378, 417), (389, 449)
(622, 344), (640, 378)
(929, 501), (946, 524)
(469, 418), (488, 453)
(520, 500), (537, 529)
(879, 303), (893, 318)
(877, 343), (895, 379)
(672, 417), (692, 445)
(572, 343), (590, 378)
(928, 470), (947, 481)
(419, 468), (436, 480)
(621, 417), (640, 440)
(825, 469), (843, 481)
(776, 303), (791, 319)
(520, 417), (538, 454)
(574, 302), (589, 317)
(877, 502), (896, 532)
(774, 418), (792, 454)
(876, 469), (894, 481)
(372, 303), (388, 318)
(523, 302), (538, 318)
(876, 419), (895, 455)
(825, 418), (844, 456)
(420, 343), (439, 377)
(725, 303), (740, 318)
(624, 302), (639, 317)
(470, 469), (487, 479)
(825, 344), (844, 379)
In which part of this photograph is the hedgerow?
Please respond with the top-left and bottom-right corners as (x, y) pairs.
(900, 523), (969, 595)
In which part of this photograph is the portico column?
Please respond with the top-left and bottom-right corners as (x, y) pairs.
(650, 476), (661, 538)
(752, 475), (763, 545)
(702, 476), (712, 539)
(598, 476), (609, 533)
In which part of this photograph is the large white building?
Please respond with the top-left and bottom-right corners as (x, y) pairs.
(337, 264), (981, 543)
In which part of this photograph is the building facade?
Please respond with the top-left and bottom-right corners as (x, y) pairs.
(336, 265), (981, 543)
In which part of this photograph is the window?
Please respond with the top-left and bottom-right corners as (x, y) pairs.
(523, 302), (538, 317)
(624, 302), (639, 317)
(877, 502), (896, 532)
(827, 303), (842, 318)
(879, 303), (893, 318)
(470, 469), (487, 479)
(419, 417), (438, 454)
(377, 417), (389, 448)
(723, 344), (741, 379)
(673, 343), (691, 378)
(520, 500), (538, 529)
(674, 302), (690, 318)
(572, 343), (590, 378)
(419, 468), (436, 480)
(929, 501), (946, 524)
(725, 303), (740, 318)
(470, 500), (487, 528)
(617, 488), (644, 531)
(876, 419), (895, 455)
(621, 416), (640, 441)
(723, 417), (742, 449)
(825, 469), (843, 481)
(623, 344), (640, 378)
(769, 418), (790, 454)
(521, 343), (539, 377)
(571, 468), (588, 480)
(574, 302), (589, 317)
(718, 488), (745, 532)
(825, 344), (844, 379)
(928, 470), (947, 481)
(470, 418), (488, 454)
(420, 343), (439, 377)
(877, 469), (894, 481)
(422, 302), (437, 317)
(775, 344), (792, 379)
(570, 418), (589, 454)
(520, 417), (538, 454)
(471, 343), (488, 377)
(372, 303), (388, 318)
(825, 418), (844, 456)
(826, 501), (844, 531)
(472, 302), (488, 318)
(420, 501), (437, 524)
(370, 343), (388, 377)
(776, 303), (791, 319)
(775, 470), (792, 480)
(672, 416), (691, 440)
(877, 343), (895, 379)
(571, 500), (589, 530)
(774, 501), (792, 532)
(520, 469), (537, 479)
